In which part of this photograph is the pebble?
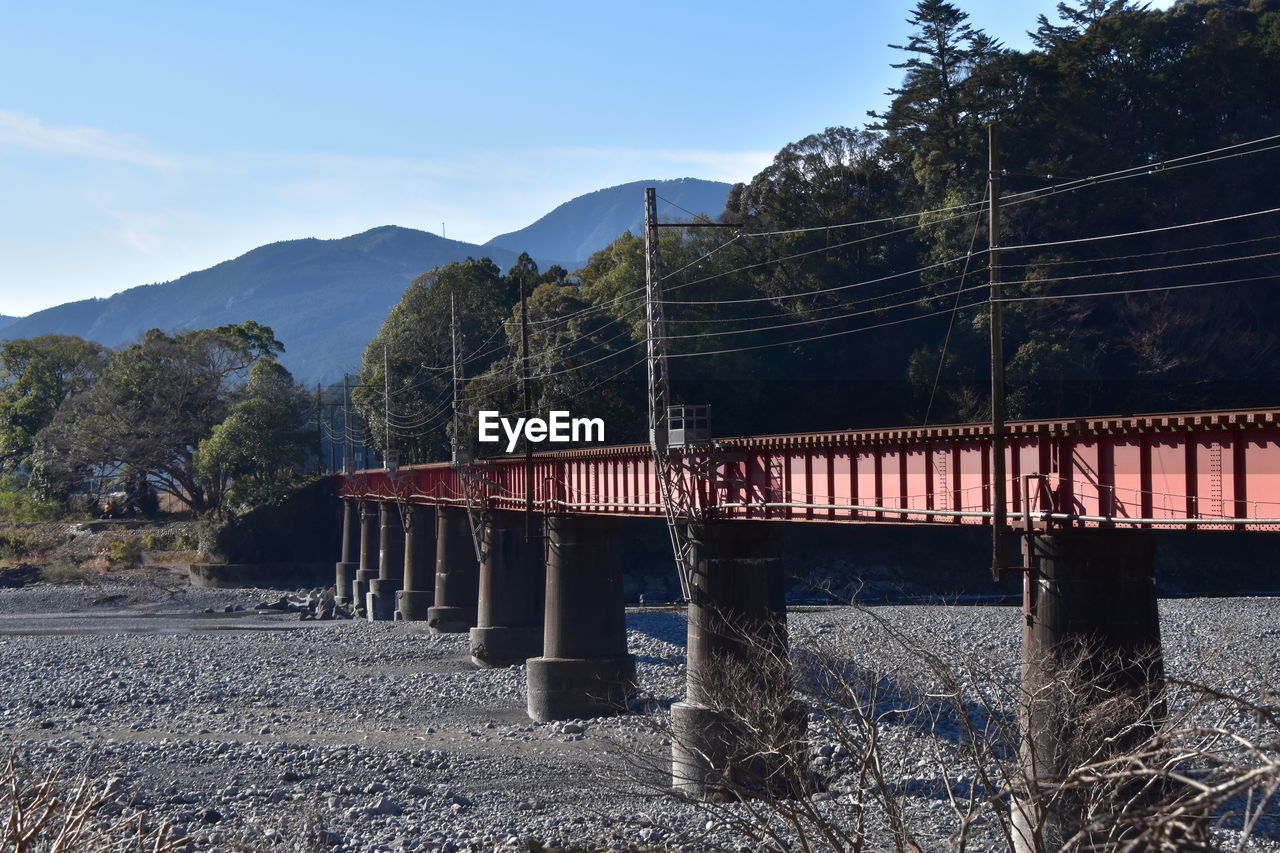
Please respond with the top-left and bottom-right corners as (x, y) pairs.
(2, 579), (1277, 850)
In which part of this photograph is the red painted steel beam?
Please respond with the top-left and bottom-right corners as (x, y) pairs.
(339, 406), (1280, 531)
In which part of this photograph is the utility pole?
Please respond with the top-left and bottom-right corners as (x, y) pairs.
(520, 277), (535, 541)
(342, 373), (352, 473)
(383, 344), (395, 472)
(316, 383), (323, 474)
(989, 123), (1008, 579)
(328, 402), (337, 472)
(645, 187), (670, 452)
(450, 292), (467, 465)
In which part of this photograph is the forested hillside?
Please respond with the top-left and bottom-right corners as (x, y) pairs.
(357, 0), (1280, 464)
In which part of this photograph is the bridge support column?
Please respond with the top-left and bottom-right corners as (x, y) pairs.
(1012, 530), (1165, 853)
(426, 506), (479, 633)
(471, 510), (545, 667)
(395, 505), (435, 621)
(334, 499), (359, 605)
(365, 504), (403, 621)
(351, 501), (379, 614)
(527, 515), (634, 721)
(671, 522), (806, 799)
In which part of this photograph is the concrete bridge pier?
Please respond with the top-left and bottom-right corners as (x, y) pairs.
(333, 499), (359, 606)
(366, 503), (404, 621)
(351, 501), (380, 614)
(527, 515), (634, 721)
(395, 505), (435, 621)
(470, 510), (545, 667)
(426, 506), (480, 633)
(671, 522), (805, 799)
(1012, 529), (1165, 853)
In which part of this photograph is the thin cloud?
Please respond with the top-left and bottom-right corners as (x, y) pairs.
(0, 109), (180, 170)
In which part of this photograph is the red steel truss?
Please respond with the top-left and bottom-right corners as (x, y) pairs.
(339, 407), (1280, 531)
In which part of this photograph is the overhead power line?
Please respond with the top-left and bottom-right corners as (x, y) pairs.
(1001, 205), (1280, 253)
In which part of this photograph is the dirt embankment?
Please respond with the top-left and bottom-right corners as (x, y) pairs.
(0, 518), (204, 587)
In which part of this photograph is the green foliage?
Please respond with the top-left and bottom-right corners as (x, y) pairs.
(357, 0), (1280, 454)
(354, 257), (517, 463)
(0, 530), (35, 559)
(38, 322), (295, 514)
(0, 334), (107, 479)
(106, 537), (142, 565)
(0, 474), (64, 522)
(145, 530), (193, 551)
(870, 0), (1005, 202)
(39, 560), (94, 584)
(194, 358), (314, 515)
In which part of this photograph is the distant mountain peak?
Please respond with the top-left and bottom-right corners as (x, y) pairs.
(484, 177), (731, 265)
(1, 179), (731, 383)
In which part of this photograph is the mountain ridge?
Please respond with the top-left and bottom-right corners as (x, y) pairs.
(0, 179), (732, 383)
(485, 177), (730, 263)
(1, 226), (541, 383)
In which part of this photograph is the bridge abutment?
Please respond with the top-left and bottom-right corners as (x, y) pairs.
(426, 506), (479, 634)
(333, 499), (359, 606)
(527, 515), (634, 721)
(470, 510), (545, 667)
(351, 501), (380, 614)
(671, 522), (806, 799)
(366, 503), (404, 621)
(395, 505), (435, 621)
(1012, 529), (1165, 852)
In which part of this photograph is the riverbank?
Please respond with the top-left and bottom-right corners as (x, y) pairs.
(2, 575), (1277, 851)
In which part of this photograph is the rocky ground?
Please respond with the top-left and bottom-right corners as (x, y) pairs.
(1, 571), (1277, 851)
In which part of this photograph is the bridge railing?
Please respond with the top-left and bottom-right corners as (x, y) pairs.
(339, 407), (1280, 531)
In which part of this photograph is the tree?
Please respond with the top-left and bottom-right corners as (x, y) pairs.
(354, 257), (514, 464)
(0, 335), (107, 479)
(465, 278), (646, 448)
(38, 323), (287, 513)
(194, 358), (313, 514)
(870, 0), (1004, 202)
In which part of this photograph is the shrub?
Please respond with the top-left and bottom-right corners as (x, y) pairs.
(39, 560), (94, 584)
(0, 531), (34, 559)
(0, 476), (63, 522)
(106, 537), (142, 566)
(0, 753), (189, 852)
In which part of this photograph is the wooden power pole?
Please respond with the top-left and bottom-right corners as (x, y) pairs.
(989, 123), (1008, 579)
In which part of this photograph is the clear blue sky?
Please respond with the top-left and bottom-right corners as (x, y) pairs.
(0, 0), (1173, 317)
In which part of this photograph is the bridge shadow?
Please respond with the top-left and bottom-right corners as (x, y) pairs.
(794, 650), (1016, 752)
(626, 610), (688, 664)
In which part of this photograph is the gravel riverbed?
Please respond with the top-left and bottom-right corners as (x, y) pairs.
(2, 576), (1277, 851)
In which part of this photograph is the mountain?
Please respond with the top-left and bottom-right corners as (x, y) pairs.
(484, 178), (731, 264)
(1, 179), (732, 385)
(0, 227), (538, 384)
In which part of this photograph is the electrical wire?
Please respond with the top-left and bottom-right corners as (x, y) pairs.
(1000, 135), (1280, 207)
(658, 279), (985, 342)
(925, 198), (987, 425)
(1000, 205), (1280, 253)
(998, 232), (1280, 269)
(658, 208), (981, 297)
(994, 272), (1278, 304)
(660, 247), (980, 307)
(659, 265), (973, 325)
(656, 194), (718, 223)
(655, 238), (1279, 344)
(997, 247), (1280, 289)
(663, 296), (990, 360)
(661, 233), (744, 282)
